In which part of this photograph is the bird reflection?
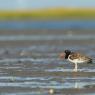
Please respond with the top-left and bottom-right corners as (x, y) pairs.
(73, 72), (80, 89)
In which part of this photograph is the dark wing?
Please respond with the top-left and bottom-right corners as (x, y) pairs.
(69, 52), (92, 63)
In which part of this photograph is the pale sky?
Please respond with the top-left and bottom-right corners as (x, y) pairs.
(0, 0), (95, 10)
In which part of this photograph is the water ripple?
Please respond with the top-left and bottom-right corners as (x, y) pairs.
(0, 35), (94, 41)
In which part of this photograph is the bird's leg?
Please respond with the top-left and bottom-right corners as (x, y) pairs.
(73, 62), (78, 72)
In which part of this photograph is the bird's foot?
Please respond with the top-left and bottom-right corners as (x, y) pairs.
(73, 69), (78, 72)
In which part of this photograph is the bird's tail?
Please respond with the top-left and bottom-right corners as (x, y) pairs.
(87, 59), (93, 64)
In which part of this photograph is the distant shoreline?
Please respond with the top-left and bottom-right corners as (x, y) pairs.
(0, 8), (95, 20)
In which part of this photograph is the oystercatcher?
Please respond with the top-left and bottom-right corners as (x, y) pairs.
(60, 50), (92, 72)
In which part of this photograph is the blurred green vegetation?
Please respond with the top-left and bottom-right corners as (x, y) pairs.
(0, 8), (95, 20)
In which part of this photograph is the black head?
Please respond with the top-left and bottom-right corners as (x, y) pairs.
(64, 50), (71, 59)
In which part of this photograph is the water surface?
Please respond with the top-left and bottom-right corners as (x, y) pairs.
(0, 20), (95, 95)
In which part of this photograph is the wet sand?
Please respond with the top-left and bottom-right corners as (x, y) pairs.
(0, 29), (95, 95)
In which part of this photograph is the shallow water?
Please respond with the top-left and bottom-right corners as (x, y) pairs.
(0, 29), (95, 95)
(1, 20), (95, 29)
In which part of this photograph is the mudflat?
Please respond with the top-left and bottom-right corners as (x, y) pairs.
(0, 29), (95, 95)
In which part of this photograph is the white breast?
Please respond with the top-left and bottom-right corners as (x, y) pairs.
(68, 57), (85, 64)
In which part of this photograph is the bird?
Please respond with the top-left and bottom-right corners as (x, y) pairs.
(60, 50), (92, 72)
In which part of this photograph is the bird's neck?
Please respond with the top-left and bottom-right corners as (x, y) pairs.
(65, 53), (70, 59)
